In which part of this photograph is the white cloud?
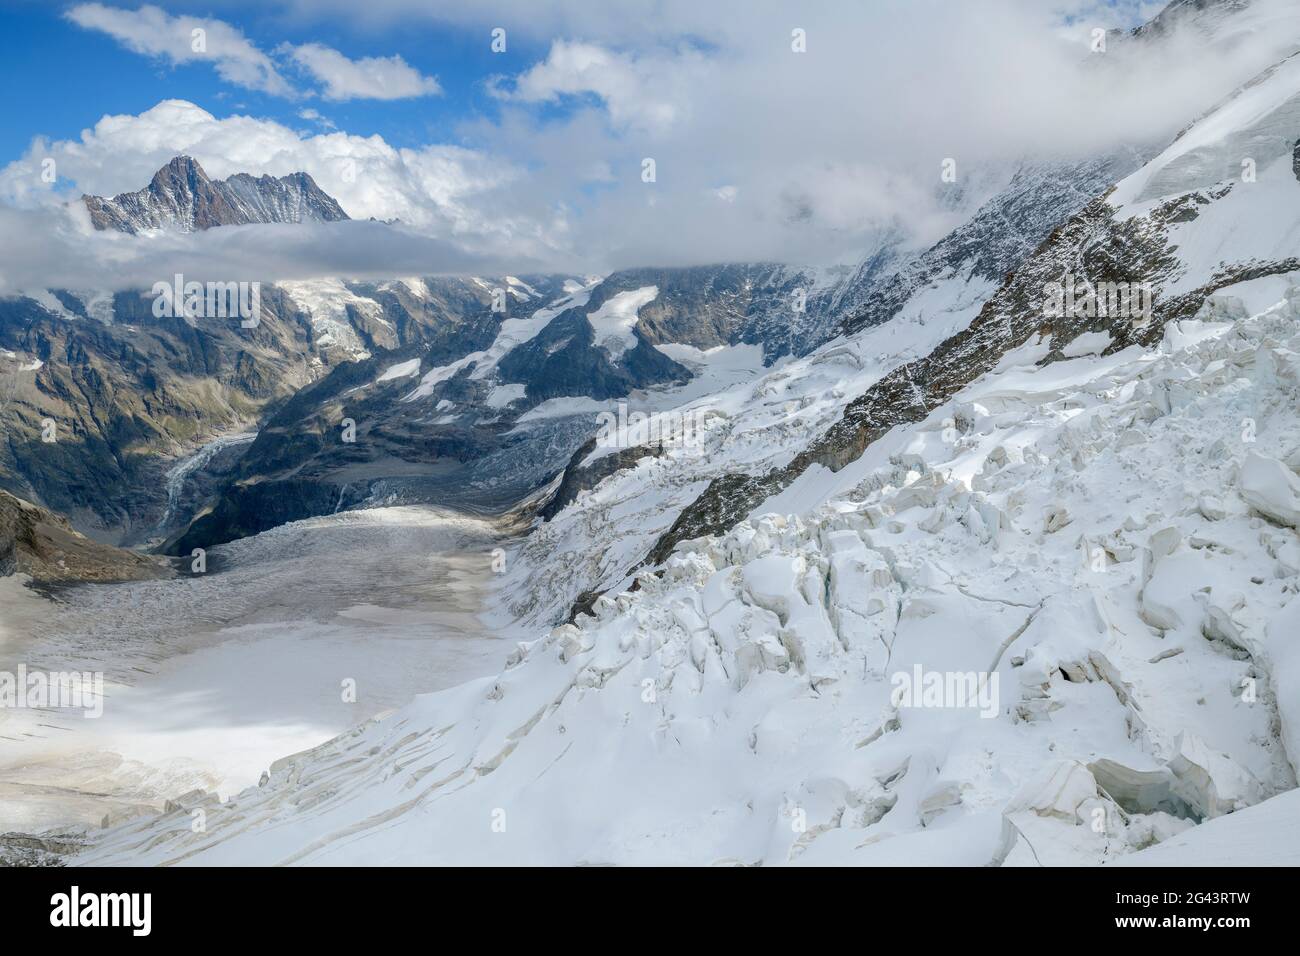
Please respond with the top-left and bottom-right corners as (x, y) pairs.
(0, 100), (569, 271)
(297, 108), (336, 129)
(256, 0), (1166, 43)
(284, 43), (441, 101)
(470, 0), (1300, 267)
(492, 40), (706, 134)
(0, 203), (545, 296)
(66, 4), (440, 103)
(65, 3), (292, 96)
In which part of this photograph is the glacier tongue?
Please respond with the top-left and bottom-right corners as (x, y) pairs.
(73, 278), (1300, 866)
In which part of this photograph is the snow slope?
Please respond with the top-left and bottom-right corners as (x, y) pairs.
(281, 278), (385, 359)
(1110, 51), (1300, 299)
(586, 285), (658, 360)
(30, 0), (1300, 867)
(71, 276), (1300, 866)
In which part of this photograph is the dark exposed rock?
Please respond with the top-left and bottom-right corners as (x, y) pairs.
(167, 478), (359, 555)
(0, 490), (170, 583)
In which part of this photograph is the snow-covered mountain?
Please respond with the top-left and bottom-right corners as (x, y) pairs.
(18, 0), (1293, 867)
(0, 260), (580, 540)
(83, 155), (349, 233)
(641, 42), (1300, 583)
(0, 285), (328, 540)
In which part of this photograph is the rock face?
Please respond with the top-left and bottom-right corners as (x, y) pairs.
(0, 286), (325, 539)
(496, 307), (690, 402)
(82, 156), (349, 234)
(0, 490), (170, 583)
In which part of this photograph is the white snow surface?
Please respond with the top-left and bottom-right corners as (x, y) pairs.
(485, 383), (527, 408)
(585, 285), (658, 360)
(498, 269), (992, 634)
(1109, 48), (1300, 298)
(1111, 51), (1300, 209)
(511, 343), (767, 437)
(376, 358), (421, 383)
(1112, 787), (1300, 867)
(1061, 331), (1113, 358)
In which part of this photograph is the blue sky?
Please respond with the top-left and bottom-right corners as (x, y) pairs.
(0, 1), (563, 164)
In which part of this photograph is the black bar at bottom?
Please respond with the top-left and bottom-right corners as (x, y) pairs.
(0, 866), (1288, 941)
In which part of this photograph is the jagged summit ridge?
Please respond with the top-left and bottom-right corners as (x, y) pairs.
(82, 155), (350, 234)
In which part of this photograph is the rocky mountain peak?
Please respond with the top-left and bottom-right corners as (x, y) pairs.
(82, 155), (350, 234)
(150, 153), (210, 186)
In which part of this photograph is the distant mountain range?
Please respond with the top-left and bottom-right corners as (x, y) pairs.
(0, 141), (1151, 553)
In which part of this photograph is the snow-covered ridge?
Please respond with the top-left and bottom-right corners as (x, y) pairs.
(72, 276), (1300, 866)
(1112, 49), (1300, 210)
